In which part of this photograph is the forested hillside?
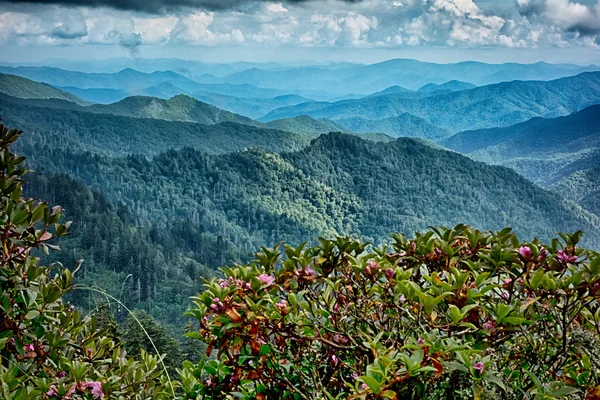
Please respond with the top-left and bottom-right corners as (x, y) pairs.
(0, 94), (308, 155)
(86, 94), (259, 126)
(551, 166), (600, 217)
(0, 73), (87, 105)
(443, 105), (600, 186)
(337, 112), (451, 140)
(17, 132), (600, 252)
(23, 172), (216, 330)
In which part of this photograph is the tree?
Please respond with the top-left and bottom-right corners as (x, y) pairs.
(182, 225), (600, 399)
(0, 123), (174, 399)
(122, 310), (183, 373)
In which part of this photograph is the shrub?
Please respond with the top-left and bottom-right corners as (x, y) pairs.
(184, 226), (600, 399)
(0, 123), (174, 399)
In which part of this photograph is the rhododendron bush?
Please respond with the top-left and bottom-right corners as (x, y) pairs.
(0, 124), (173, 399)
(183, 228), (600, 399)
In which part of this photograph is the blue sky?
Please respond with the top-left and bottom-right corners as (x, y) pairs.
(0, 0), (599, 64)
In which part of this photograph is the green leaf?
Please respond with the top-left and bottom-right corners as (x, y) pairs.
(361, 376), (381, 394)
(25, 310), (40, 320)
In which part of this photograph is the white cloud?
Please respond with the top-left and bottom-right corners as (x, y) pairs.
(0, 0), (599, 51)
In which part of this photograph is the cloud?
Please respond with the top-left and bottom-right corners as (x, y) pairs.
(517, 0), (600, 34)
(50, 20), (88, 39)
(0, 0), (599, 51)
(3, 0), (363, 13)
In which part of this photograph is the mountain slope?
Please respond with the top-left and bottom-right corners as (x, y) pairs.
(336, 113), (451, 141)
(192, 91), (313, 119)
(551, 167), (600, 217)
(0, 94), (307, 156)
(86, 94), (258, 126)
(23, 131), (600, 249)
(0, 73), (87, 105)
(57, 86), (128, 104)
(442, 105), (600, 186)
(264, 115), (346, 135)
(261, 72), (600, 133)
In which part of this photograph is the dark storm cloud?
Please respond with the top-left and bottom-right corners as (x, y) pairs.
(517, 0), (600, 35)
(2, 0), (362, 13)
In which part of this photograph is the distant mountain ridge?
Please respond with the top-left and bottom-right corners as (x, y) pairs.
(261, 72), (600, 133)
(442, 104), (600, 186)
(0, 73), (87, 105)
(336, 113), (452, 141)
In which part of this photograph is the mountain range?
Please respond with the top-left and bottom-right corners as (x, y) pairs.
(262, 72), (600, 134)
(443, 105), (600, 186)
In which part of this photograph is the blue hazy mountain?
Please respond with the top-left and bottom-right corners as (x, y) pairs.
(0, 73), (88, 105)
(336, 113), (451, 141)
(261, 72), (600, 133)
(418, 80), (477, 93)
(442, 104), (600, 186)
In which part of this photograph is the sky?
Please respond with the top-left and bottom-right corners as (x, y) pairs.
(0, 0), (600, 64)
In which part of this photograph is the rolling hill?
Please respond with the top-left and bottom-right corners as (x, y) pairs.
(0, 73), (87, 105)
(442, 105), (600, 186)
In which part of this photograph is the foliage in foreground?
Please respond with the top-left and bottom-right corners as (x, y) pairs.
(0, 123), (173, 399)
(3, 119), (600, 399)
(185, 226), (600, 399)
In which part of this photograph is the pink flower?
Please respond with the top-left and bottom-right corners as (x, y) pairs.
(518, 246), (532, 260)
(482, 321), (495, 332)
(58, 371), (66, 378)
(210, 304), (219, 312)
(86, 382), (104, 399)
(276, 299), (288, 314)
(501, 291), (510, 300)
(538, 249), (549, 261)
(368, 260), (380, 271)
(503, 278), (512, 286)
(417, 338), (424, 345)
(434, 247), (443, 256)
(516, 277), (524, 284)
(25, 344), (34, 352)
(331, 354), (340, 366)
(399, 295), (406, 302)
(473, 362), (484, 374)
(88, 349), (93, 358)
(257, 274), (275, 286)
(361, 383), (368, 390)
(557, 250), (578, 264)
(219, 280), (229, 287)
(46, 385), (58, 397)
(385, 268), (395, 279)
(304, 266), (316, 276)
